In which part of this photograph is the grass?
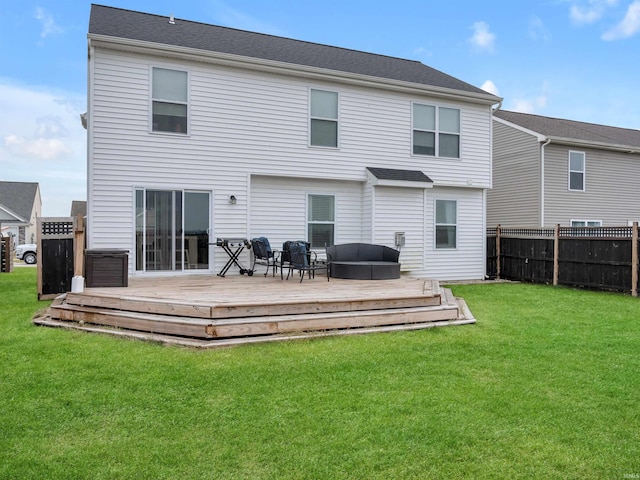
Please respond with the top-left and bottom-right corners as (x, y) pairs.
(1, 268), (639, 479)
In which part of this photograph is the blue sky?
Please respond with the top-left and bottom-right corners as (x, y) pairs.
(1, 0), (639, 216)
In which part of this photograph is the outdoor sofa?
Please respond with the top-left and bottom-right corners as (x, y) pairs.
(326, 243), (401, 280)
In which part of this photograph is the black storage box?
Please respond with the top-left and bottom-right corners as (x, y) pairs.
(85, 249), (128, 287)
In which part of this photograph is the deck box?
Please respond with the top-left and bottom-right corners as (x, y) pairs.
(85, 249), (128, 287)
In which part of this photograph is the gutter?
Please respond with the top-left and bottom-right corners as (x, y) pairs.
(544, 136), (640, 154)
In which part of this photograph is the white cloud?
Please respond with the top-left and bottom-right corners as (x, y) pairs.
(0, 81), (86, 216)
(469, 21), (496, 53)
(4, 135), (71, 160)
(529, 16), (551, 42)
(512, 96), (548, 114)
(209, 1), (285, 35)
(35, 7), (63, 38)
(602, 0), (640, 39)
(568, 0), (618, 24)
(413, 46), (432, 57)
(481, 80), (500, 96)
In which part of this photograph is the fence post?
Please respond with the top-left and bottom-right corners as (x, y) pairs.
(632, 222), (638, 297)
(496, 224), (501, 280)
(553, 224), (560, 286)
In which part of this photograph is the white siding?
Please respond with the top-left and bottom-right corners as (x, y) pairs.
(88, 47), (494, 279)
(419, 187), (487, 281)
(250, 175), (363, 250)
(372, 186), (425, 271)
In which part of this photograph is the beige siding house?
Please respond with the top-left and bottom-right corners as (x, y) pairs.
(86, 5), (500, 280)
(490, 110), (640, 227)
(0, 181), (42, 244)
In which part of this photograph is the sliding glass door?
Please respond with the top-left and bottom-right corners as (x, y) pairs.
(135, 189), (210, 272)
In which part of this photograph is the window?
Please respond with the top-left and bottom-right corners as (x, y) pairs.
(570, 219), (602, 227)
(568, 151), (585, 191)
(135, 188), (210, 272)
(307, 194), (335, 248)
(435, 199), (457, 248)
(413, 104), (460, 158)
(310, 89), (338, 147)
(152, 67), (188, 134)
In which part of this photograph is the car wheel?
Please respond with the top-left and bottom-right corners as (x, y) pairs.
(23, 252), (37, 264)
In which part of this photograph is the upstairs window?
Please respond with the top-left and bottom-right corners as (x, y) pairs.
(310, 89), (338, 147)
(307, 194), (335, 248)
(568, 151), (585, 191)
(435, 199), (457, 249)
(152, 67), (188, 134)
(570, 220), (602, 227)
(413, 104), (460, 158)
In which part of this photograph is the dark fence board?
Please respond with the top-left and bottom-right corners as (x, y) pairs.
(500, 237), (554, 283)
(40, 238), (74, 296)
(38, 217), (75, 300)
(489, 225), (639, 295)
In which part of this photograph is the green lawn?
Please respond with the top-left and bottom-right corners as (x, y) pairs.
(1, 268), (639, 479)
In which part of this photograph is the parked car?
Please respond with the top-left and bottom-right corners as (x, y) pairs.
(16, 243), (37, 264)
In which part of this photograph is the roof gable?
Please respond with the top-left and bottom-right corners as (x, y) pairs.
(0, 182), (39, 221)
(89, 4), (499, 101)
(494, 110), (640, 150)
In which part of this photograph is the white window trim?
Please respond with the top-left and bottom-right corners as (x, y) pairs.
(132, 186), (213, 275)
(570, 219), (602, 227)
(412, 102), (461, 159)
(149, 65), (190, 136)
(568, 150), (585, 191)
(308, 88), (340, 149)
(306, 193), (336, 249)
(434, 198), (458, 249)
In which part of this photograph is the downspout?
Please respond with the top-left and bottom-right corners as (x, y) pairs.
(540, 137), (551, 227)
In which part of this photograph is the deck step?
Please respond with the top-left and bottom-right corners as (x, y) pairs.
(50, 300), (460, 340)
(63, 290), (442, 319)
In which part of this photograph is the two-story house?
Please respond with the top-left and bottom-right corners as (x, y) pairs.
(490, 109), (640, 227)
(86, 5), (500, 280)
(0, 181), (42, 244)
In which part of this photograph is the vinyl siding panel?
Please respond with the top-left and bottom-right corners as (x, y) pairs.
(250, 175), (363, 250)
(88, 47), (493, 278)
(420, 187), (486, 280)
(488, 121), (541, 226)
(372, 186), (425, 271)
(544, 145), (640, 225)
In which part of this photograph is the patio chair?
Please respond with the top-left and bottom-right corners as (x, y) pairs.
(280, 240), (309, 280)
(285, 241), (324, 282)
(250, 237), (279, 277)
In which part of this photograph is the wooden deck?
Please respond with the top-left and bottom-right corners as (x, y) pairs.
(35, 274), (475, 348)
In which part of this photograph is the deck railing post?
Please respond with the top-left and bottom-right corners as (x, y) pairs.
(553, 224), (560, 286)
(496, 224), (501, 280)
(632, 222), (638, 297)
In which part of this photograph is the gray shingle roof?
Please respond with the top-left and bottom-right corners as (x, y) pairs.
(70, 200), (87, 218)
(367, 167), (433, 183)
(89, 4), (498, 99)
(0, 182), (39, 223)
(494, 110), (640, 149)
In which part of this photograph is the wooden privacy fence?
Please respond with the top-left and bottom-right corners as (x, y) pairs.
(487, 224), (639, 296)
(1, 236), (14, 273)
(37, 216), (85, 300)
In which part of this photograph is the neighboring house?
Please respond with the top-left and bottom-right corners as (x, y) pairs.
(490, 110), (640, 227)
(70, 200), (87, 218)
(0, 182), (42, 244)
(85, 5), (500, 280)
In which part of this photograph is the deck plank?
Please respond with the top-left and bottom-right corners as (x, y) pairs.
(39, 275), (475, 345)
